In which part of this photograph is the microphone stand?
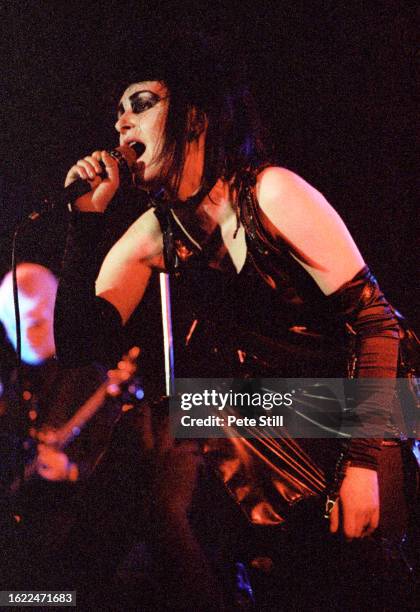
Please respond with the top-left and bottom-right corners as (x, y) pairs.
(159, 272), (175, 396)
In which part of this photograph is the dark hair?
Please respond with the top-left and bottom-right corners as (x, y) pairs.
(117, 32), (271, 197)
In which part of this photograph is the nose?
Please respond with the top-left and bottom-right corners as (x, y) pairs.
(115, 110), (135, 135)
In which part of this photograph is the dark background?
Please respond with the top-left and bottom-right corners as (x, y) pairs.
(0, 0), (418, 324)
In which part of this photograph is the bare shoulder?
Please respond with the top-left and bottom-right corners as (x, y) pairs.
(254, 166), (365, 294)
(115, 207), (163, 264)
(128, 206), (162, 240)
(256, 165), (302, 192)
(256, 166), (333, 219)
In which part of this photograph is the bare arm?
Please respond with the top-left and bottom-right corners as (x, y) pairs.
(95, 208), (164, 324)
(256, 166), (365, 294)
(256, 167), (397, 540)
(64, 149), (164, 323)
(55, 152), (163, 365)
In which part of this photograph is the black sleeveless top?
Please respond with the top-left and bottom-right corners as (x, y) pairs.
(151, 167), (345, 378)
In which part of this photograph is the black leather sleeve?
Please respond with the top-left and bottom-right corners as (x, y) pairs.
(328, 266), (400, 469)
(54, 213), (125, 368)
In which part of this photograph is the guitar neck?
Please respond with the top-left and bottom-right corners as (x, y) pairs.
(55, 380), (109, 449)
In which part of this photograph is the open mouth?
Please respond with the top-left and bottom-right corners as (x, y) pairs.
(129, 142), (146, 160)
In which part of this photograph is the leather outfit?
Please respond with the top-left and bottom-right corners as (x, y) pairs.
(55, 167), (401, 478)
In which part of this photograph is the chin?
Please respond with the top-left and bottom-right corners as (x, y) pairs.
(22, 345), (54, 365)
(22, 352), (45, 366)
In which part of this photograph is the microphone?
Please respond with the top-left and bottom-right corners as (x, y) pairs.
(29, 144), (144, 219)
(62, 144), (142, 210)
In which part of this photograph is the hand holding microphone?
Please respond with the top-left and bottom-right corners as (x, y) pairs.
(64, 144), (141, 213)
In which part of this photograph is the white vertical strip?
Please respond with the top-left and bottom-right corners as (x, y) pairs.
(159, 272), (175, 396)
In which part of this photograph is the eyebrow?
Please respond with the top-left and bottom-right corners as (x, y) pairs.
(117, 89), (159, 115)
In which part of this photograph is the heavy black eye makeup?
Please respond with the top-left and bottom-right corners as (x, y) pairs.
(117, 90), (161, 118)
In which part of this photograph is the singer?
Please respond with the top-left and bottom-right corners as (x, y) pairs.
(53, 33), (412, 609)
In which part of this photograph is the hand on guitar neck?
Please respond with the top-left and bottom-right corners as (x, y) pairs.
(32, 346), (141, 483)
(36, 443), (79, 482)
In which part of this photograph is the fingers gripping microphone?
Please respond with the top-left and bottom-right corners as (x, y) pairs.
(62, 144), (142, 210)
(28, 144), (145, 219)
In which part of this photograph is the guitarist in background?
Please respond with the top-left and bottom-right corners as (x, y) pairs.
(0, 262), (120, 486)
(0, 263), (228, 609)
(0, 262), (120, 588)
